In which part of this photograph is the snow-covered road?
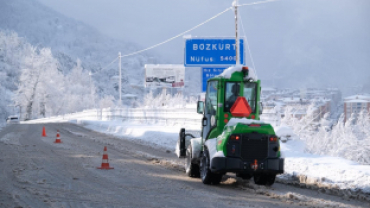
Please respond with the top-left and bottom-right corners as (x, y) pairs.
(0, 123), (369, 208)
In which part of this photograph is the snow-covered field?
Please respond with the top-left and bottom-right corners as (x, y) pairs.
(26, 117), (370, 196)
(280, 140), (370, 194)
(76, 120), (183, 151)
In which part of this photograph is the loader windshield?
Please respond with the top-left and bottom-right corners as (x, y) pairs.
(224, 82), (257, 113)
(243, 82), (257, 113)
(224, 82), (240, 112)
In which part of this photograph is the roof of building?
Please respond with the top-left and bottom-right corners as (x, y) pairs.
(345, 99), (370, 103)
(344, 94), (370, 101)
(281, 97), (302, 102)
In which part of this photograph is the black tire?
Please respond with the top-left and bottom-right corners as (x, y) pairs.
(211, 173), (224, 185)
(185, 145), (200, 178)
(200, 148), (213, 184)
(236, 173), (253, 180)
(253, 174), (267, 185)
(265, 174), (276, 186)
(254, 174), (276, 186)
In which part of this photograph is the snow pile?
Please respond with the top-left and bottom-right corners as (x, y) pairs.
(280, 140), (370, 194)
(226, 118), (267, 127)
(141, 90), (198, 109)
(217, 65), (257, 80)
(77, 120), (182, 151)
(274, 125), (299, 142)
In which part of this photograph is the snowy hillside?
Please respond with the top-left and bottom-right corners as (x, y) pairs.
(0, 0), (158, 99)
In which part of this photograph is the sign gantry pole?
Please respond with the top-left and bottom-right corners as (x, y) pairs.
(118, 52), (122, 105)
(234, 0), (240, 65)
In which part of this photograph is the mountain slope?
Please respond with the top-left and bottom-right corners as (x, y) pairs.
(0, 0), (161, 99)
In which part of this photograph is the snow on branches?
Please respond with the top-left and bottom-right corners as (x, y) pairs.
(0, 31), (98, 119)
(281, 108), (370, 165)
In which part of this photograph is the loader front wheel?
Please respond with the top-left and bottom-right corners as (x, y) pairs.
(200, 149), (213, 184)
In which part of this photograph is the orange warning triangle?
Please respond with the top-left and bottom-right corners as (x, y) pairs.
(230, 97), (252, 117)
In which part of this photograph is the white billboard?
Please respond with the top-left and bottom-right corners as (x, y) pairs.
(145, 64), (185, 88)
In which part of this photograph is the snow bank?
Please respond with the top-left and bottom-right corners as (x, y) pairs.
(275, 125), (294, 137)
(78, 120), (182, 151)
(280, 140), (370, 194)
(226, 118), (267, 127)
(274, 125), (299, 142)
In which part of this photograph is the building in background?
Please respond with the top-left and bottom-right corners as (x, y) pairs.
(261, 88), (336, 121)
(344, 94), (370, 122)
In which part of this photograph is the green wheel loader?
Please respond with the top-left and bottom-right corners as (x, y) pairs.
(177, 66), (284, 186)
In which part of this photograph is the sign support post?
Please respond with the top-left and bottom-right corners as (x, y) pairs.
(234, 0), (240, 65)
(118, 52), (122, 105)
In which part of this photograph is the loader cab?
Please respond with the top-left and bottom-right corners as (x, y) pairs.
(197, 67), (262, 141)
(224, 81), (257, 113)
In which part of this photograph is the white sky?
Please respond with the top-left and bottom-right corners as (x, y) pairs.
(35, 0), (370, 90)
(36, 0), (236, 62)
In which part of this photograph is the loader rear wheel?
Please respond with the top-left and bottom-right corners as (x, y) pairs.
(265, 174), (276, 186)
(185, 145), (199, 178)
(236, 173), (253, 180)
(253, 174), (266, 185)
(211, 173), (223, 185)
(254, 174), (276, 186)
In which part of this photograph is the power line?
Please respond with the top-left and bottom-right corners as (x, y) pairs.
(237, 0), (281, 77)
(104, 0), (280, 68)
(239, 9), (258, 78)
(119, 7), (233, 58)
(91, 56), (119, 76)
(238, 0), (280, 7)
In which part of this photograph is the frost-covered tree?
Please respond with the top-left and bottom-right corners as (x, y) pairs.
(301, 111), (370, 165)
(99, 95), (115, 108)
(64, 59), (96, 112)
(319, 112), (333, 132)
(0, 30), (123, 119)
(16, 46), (63, 118)
(0, 31), (25, 119)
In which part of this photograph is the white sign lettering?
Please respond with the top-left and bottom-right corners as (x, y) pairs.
(192, 43), (238, 51)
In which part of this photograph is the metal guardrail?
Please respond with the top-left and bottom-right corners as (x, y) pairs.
(28, 107), (203, 126)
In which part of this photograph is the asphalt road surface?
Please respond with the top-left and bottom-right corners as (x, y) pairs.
(0, 123), (369, 208)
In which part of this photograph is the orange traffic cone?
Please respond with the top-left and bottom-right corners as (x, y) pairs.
(97, 146), (114, 170)
(54, 130), (62, 143)
(42, 126), (47, 137)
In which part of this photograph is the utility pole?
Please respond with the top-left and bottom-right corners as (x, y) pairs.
(88, 71), (95, 108)
(118, 52), (122, 105)
(234, 0), (240, 65)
